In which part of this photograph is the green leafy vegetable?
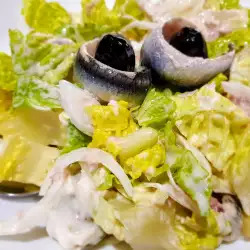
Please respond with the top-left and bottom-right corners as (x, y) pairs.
(61, 122), (91, 154)
(204, 0), (241, 10)
(107, 127), (158, 161)
(13, 76), (60, 110)
(94, 192), (220, 250)
(172, 85), (249, 172)
(88, 101), (138, 150)
(9, 30), (77, 110)
(164, 123), (212, 216)
(9, 30), (77, 84)
(208, 29), (250, 57)
(123, 143), (166, 180)
(0, 53), (16, 91)
(136, 88), (176, 128)
(230, 47), (250, 85)
(79, 0), (149, 41)
(22, 0), (72, 35)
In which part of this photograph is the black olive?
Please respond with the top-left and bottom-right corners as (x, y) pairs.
(169, 27), (208, 58)
(95, 34), (136, 72)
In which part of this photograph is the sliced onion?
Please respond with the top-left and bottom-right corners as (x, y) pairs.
(41, 148), (133, 197)
(59, 80), (99, 136)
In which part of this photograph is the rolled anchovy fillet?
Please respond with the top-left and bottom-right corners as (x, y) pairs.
(141, 18), (235, 87)
(74, 39), (151, 107)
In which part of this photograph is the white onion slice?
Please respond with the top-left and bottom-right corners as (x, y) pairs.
(41, 148), (133, 197)
(59, 80), (99, 136)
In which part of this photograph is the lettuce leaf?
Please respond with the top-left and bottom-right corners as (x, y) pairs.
(230, 47), (250, 85)
(0, 135), (59, 186)
(94, 193), (220, 250)
(13, 76), (60, 110)
(204, 0), (241, 10)
(123, 143), (166, 180)
(79, 0), (149, 41)
(229, 127), (250, 215)
(165, 123), (212, 216)
(0, 53), (16, 91)
(61, 122), (91, 154)
(207, 29), (250, 57)
(9, 30), (77, 85)
(172, 85), (249, 172)
(87, 101), (138, 150)
(22, 0), (72, 36)
(107, 127), (158, 160)
(136, 88), (175, 128)
(9, 30), (77, 110)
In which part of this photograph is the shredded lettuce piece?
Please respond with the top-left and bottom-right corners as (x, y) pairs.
(88, 101), (138, 150)
(22, 0), (72, 35)
(123, 143), (166, 180)
(172, 84), (249, 172)
(204, 0), (241, 10)
(79, 0), (149, 41)
(0, 53), (16, 91)
(165, 122), (212, 216)
(61, 122), (91, 154)
(207, 29), (250, 57)
(94, 192), (221, 250)
(107, 127), (158, 160)
(9, 30), (77, 84)
(230, 47), (250, 85)
(136, 88), (175, 128)
(9, 30), (77, 110)
(13, 76), (60, 110)
(229, 132), (250, 215)
(0, 135), (59, 186)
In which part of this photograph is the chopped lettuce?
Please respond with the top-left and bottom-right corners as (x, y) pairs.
(107, 127), (158, 161)
(9, 30), (77, 85)
(136, 88), (176, 128)
(92, 167), (115, 191)
(230, 47), (250, 85)
(13, 76), (60, 110)
(207, 29), (250, 57)
(94, 193), (220, 250)
(0, 53), (16, 91)
(172, 84), (249, 172)
(165, 123), (212, 216)
(229, 130), (250, 215)
(123, 143), (166, 180)
(22, 0), (72, 36)
(79, 0), (149, 41)
(61, 122), (91, 154)
(204, 0), (241, 10)
(0, 135), (59, 186)
(170, 151), (211, 216)
(88, 101), (138, 150)
(9, 30), (77, 110)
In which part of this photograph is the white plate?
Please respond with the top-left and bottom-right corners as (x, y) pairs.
(1, 0), (250, 249)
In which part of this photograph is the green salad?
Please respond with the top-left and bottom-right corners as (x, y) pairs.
(1, 0), (250, 249)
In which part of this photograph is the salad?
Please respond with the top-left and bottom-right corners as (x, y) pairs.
(1, 0), (250, 249)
